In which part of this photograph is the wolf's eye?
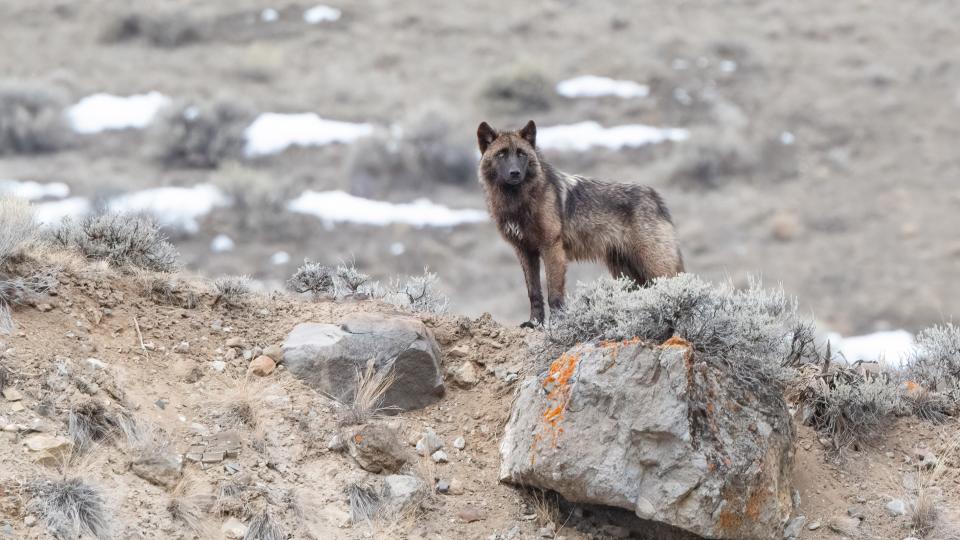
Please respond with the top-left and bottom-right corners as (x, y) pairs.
(516, 150), (527, 159)
(496, 150), (507, 159)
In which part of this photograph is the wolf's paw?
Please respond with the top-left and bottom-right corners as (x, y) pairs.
(520, 320), (542, 329)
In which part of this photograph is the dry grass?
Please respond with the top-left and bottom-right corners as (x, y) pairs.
(167, 474), (215, 538)
(0, 80), (70, 155)
(210, 377), (263, 430)
(0, 197), (35, 264)
(67, 402), (124, 454)
(348, 481), (381, 525)
(21, 457), (112, 540)
(903, 431), (960, 538)
(134, 270), (203, 309)
(212, 275), (252, 309)
(336, 362), (397, 427)
(244, 508), (286, 540)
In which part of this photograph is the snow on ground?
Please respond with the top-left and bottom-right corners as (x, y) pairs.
(33, 197), (91, 225)
(243, 113), (373, 157)
(260, 8), (279, 22)
(537, 121), (689, 151)
(304, 5), (341, 24)
(556, 75), (649, 99)
(0, 179), (70, 201)
(66, 92), (171, 134)
(210, 234), (235, 253)
(270, 251), (291, 265)
(287, 190), (488, 227)
(826, 330), (916, 368)
(108, 184), (230, 234)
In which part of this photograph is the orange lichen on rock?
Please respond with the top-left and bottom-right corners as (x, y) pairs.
(661, 335), (692, 349)
(532, 350), (583, 451)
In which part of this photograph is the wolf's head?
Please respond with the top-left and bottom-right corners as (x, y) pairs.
(477, 120), (541, 188)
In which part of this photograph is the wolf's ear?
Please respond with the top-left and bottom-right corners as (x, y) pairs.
(477, 122), (498, 154)
(519, 120), (536, 147)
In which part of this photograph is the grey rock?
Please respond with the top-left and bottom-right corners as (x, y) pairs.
(847, 506), (866, 520)
(344, 422), (412, 473)
(450, 361), (479, 388)
(499, 341), (794, 540)
(437, 479), (450, 493)
(416, 429), (443, 456)
(221, 517), (247, 539)
(783, 515), (806, 539)
(431, 450), (448, 463)
(282, 313), (445, 411)
(828, 516), (861, 535)
(131, 451), (183, 489)
(807, 521), (821, 530)
(453, 436), (466, 450)
(382, 474), (424, 513)
(886, 498), (907, 516)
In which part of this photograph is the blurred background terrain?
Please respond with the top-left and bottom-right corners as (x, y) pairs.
(1, 0), (959, 334)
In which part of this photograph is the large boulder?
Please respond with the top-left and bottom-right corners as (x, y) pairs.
(282, 312), (445, 411)
(499, 339), (795, 540)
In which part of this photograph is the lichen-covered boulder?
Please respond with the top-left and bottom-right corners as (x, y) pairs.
(499, 339), (795, 540)
(282, 312), (444, 411)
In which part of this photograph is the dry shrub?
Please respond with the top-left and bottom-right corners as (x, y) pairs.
(102, 12), (205, 48)
(379, 269), (449, 315)
(478, 64), (552, 114)
(244, 508), (286, 540)
(50, 213), (180, 273)
(67, 402), (124, 454)
(210, 163), (293, 231)
(167, 474), (214, 538)
(287, 260), (334, 298)
(152, 100), (253, 168)
(336, 362), (397, 427)
(135, 271), (202, 309)
(213, 275), (252, 309)
(665, 127), (757, 190)
(347, 482), (380, 525)
(0, 197), (36, 263)
(0, 80), (70, 155)
(907, 324), (960, 394)
(27, 476), (111, 539)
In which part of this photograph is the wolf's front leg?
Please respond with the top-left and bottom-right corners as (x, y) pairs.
(543, 241), (567, 315)
(516, 247), (544, 327)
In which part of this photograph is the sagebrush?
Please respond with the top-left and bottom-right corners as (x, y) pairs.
(51, 213), (179, 272)
(0, 80), (70, 155)
(287, 260), (334, 297)
(28, 477), (111, 539)
(152, 100), (253, 168)
(0, 197), (36, 263)
(380, 270), (449, 315)
(213, 275), (251, 309)
(102, 12), (205, 48)
(549, 274), (815, 393)
(478, 65), (552, 113)
(908, 323), (960, 394)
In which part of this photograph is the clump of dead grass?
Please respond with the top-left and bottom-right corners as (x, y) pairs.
(167, 474), (214, 538)
(26, 476), (111, 539)
(336, 362), (397, 427)
(212, 275), (252, 309)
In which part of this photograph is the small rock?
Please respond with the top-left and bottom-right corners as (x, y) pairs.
(450, 361), (479, 388)
(538, 527), (555, 538)
(10, 402), (25, 412)
(248, 356), (276, 377)
(262, 344), (282, 362)
(24, 515), (36, 527)
(453, 436), (466, 450)
(886, 499), (907, 516)
(210, 360), (226, 372)
(448, 345), (470, 358)
(431, 450), (448, 463)
(458, 508), (485, 523)
(847, 506), (866, 520)
(36, 303), (53, 312)
(131, 451), (184, 489)
(382, 474), (424, 512)
(2, 388), (23, 401)
(154, 399), (167, 410)
(807, 521), (820, 530)
(783, 515), (806, 539)
(345, 422), (412, 473)
(22, 434), (73, 464)
(221, 517), (247, 539)
(828, 516), (861, 535)
(448, 478), (464, 495)
(173, 341), (190, 354)
(327, 434), (344, 452)
(225, 337), (244, 349)
(855, 495), (866, 503)
(437, 479), (450, 493)
(415, 429), (443, 456)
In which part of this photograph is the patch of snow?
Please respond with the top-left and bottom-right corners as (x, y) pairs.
(33, 197), (91, 225)
(826, 330), (915, 368)
(304, 5), (341, 24)
(108, 184), (230, 234)
(66, 92), (171, 134)
(243, 113), (373, 157)
(780, 131), (796, 145)
(0, 179), (70, 201)
(211, 234), (235, 253)
(537, 121), (689, 152)
(270, 251), (290, 265)
(260, 8), (279, 22)
(287, 190), (488, 228)
(389, 242), (405, 256)
(556, 75), (649, 99)
(719, 60), (738, 73)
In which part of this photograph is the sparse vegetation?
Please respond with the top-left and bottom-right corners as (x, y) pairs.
(0, 197), (36, 263)
(549, 274), (815, 394)
(908, 324), (960, 395)
(135, 271), (202, 309)
(102, 12), (205, 48)
(478, 65), (552, 113)
(213, 275), (252, 309)
(665, 127), (757, 190)
(244, 509), (286, 540)
(348, 482), (381, 525)
(288, 260), (334, 297)
(211, 163), (294, 231)
(51, 213), (180, 273)
(335, 262), (372, 296)
(381, 269), (450, 315)
(344, 104), (475, 198)
(212, 379), (261, 430)
(0, 80), (70, 155)
(167, 475), (214, 538)
(27, 477), (111, 539)
(67, 402), (124, 454)
(152, 100), (253, 168)
(337, 362), (398, 427)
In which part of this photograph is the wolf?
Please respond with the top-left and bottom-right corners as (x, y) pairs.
(476, 120), (684, 327)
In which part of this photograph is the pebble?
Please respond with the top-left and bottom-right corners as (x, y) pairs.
(431, 450), (448, 463)
(437, 479), (450, 493)
(2, 388), (23, 401)
(210, 360), (226, 372)
(783, 516), (806, 539)
(248, 356), (276, 377)
(24, 515), (36, 526)
(173, 341), (190, 354)
(221, 517), (247, 539)
(263, 344), (282, 362)
(416, 430), (443, 456)
(225, 337), (244, 349)
(886, 499), (907, 516)
(453, 436), (466, 450)
(807, 520), (821, 530)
